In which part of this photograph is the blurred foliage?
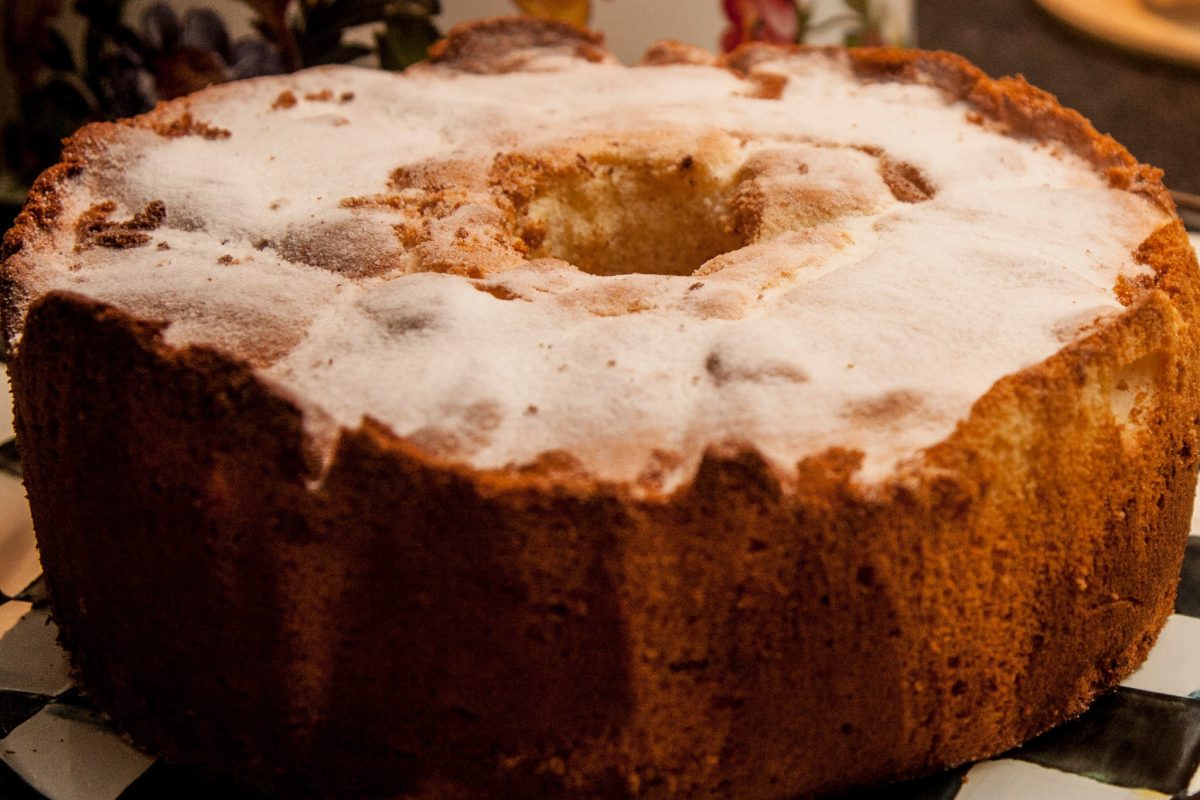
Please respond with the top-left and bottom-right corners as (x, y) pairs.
(1, 0), (447, 191)
(375, 0), (442, 71)
(1, 0), (603, 192)
(722, 0), (890, 51)
(513, 0), (588, 26)
(3, 0), (891, 207)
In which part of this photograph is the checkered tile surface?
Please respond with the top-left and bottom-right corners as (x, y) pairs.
(4, 308), (1200, 796)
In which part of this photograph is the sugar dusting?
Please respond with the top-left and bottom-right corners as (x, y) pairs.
(8, 50), (1169, 491)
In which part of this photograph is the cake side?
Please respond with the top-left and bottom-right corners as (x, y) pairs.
(12, 215), (1197, 797)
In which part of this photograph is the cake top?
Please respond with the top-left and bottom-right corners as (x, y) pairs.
(2, 19), (1176, 493)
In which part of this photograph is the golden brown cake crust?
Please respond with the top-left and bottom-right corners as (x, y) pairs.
(14, 236), (1200, 798)
(6, 17), (1200, 800)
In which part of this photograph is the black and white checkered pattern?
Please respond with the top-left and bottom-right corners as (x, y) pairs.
(3, 331), (1200, 796)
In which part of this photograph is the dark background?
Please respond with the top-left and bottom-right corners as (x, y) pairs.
(918, 0), (1200, 219)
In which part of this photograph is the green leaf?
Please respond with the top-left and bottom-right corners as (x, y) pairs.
(308, 41), (373, 65)
(81, 25), (107, 103)
(323, 0), (395, 30)
(795, 2), (812, 43)
(110, 22), (150, 58)
(375, 14), (439, 71)
(6, 75), (94, 184)
(25, 77), (95, 126)
(41, 29), (76, 73)
(73, 0), (126, 29)
(842, 0), (869, 16)
(294, 16), (343, 67)
(250, 16), (275, 40)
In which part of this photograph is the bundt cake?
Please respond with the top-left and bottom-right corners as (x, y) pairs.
(3, 16), (1199, 800)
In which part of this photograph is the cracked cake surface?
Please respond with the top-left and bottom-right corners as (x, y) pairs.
(0, 18), (1178, 492)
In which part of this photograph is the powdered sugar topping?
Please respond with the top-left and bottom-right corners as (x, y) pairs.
(6, 48), (1170, 492)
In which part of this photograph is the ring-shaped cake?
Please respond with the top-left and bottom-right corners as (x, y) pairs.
(3, 17), (1199, 800)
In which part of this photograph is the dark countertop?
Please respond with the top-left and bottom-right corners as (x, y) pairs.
(917, 0), (1200, 202)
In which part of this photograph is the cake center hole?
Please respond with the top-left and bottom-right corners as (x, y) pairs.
(507, 151), (746, 277)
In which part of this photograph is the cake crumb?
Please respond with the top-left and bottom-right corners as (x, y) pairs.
(473, 283), (520, 301)
(147, 112), (230, 140)
(877, 157), (935, 203)
(740, 72), (788, 100)
(75, 199), (166, 251)
(271, 90), (297, 110)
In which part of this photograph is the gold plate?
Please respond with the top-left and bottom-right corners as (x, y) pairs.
(1035, 0), (1200, 68)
